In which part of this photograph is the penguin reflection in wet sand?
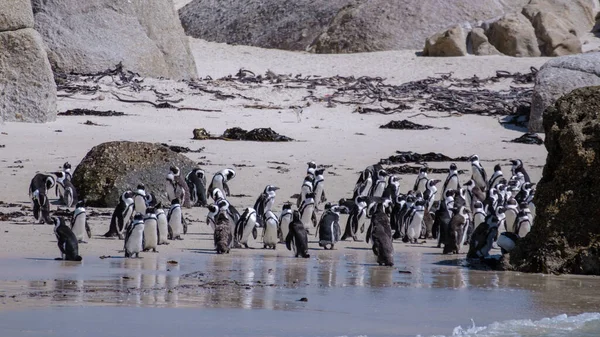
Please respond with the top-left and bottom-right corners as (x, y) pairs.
(124, 214), (145, 258)
(70, 200), (91, 243)
(53, 217), (82, 261)
(105, 191), (134, 239)
(214, 213), (233, 254)
(286, 211), (310, 258)
(367, 200), (394, 266)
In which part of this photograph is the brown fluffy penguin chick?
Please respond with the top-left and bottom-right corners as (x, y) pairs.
(214, 213), (233, 254)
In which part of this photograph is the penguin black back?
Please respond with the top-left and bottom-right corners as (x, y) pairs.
(286, 211), (310, 258)
(53, 217), (82, 261)
(370, 201), (394, 266)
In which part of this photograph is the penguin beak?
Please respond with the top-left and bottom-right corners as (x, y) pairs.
(272, 187), (280, 191)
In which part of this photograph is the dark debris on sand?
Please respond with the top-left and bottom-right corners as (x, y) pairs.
(222, 127), (293, 142)
(380, 151), (470, 165)
(161, 143), (205, 153)
(384, 165), (466, 175)
(58, 108), (126, 117)
(0, 211), (26, 221)
(504, 133), (543, 145)
(380, 120), (437, 130)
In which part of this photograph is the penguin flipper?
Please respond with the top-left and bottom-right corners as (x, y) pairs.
(366, 223), (373, 244)
(168, 225), (173, 240)
(252, 227), (258, 240)
(85, 220), (92, 239)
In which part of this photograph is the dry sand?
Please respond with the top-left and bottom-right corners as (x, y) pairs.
(0, 40), (550, 261)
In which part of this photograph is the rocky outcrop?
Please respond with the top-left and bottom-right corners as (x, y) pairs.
(510, 86), (600, 275)
(32, 0), (197, 80)
(423, 25), (467, 57)
(179, 0), (527, 52)
(469, 28), (502, 56)
(528, 53), (600, 132)
(521, 0), (595, 57)
(0, 0), (56, 123)
(486, 13), (541, 57)
(72, 142), (199, 207)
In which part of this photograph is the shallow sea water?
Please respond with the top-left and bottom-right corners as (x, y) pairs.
(0, 248), (598, 337)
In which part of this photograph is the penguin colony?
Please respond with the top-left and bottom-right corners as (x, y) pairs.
(28, 158), (535, 265)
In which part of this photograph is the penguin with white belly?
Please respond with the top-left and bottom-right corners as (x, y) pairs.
(510, 159), (530, 183)
(124, 214), (145, 258)
(443, 206), (470, 254)
(208, 168), (236, 198)
(206, 204), (218, 231)
(278, 203), (293, 243)
(299, 192), (317, 232)
(167, 198), (184, 240)
(253, 185), (279, 226)
(70, 200), (91, 243)
(262, 210), (279, 250)
(133, 184), (148, 216)
(143, 208), (159, 252)
(285, 211), (310, 258)
(472, 201), (486, 232)
(29, 173), (55, 200)
(488, 164), (504, 191)
(297, 174), (314, 208)
(235, 207), (258, 248)
(442, 163), (460, 195)
(105, 191), (134, 239)
(369, 170), (388, 198)
(405, 199), (426, 244)
(186, 168), (208, 206)
(154, 204), (170, 245)
(32, 188), (51, 224)
(469, 155), (487, 192)
(317, 204), (346, 250)
(313, 168), (327, 210)
(341, 195), (369, 242)
(413, 167), (428, 194)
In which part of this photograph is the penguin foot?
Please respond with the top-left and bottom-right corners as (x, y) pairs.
(352, 236), (359, 242)
(153, 249), (158, 253)
(54, 257), (63, 261)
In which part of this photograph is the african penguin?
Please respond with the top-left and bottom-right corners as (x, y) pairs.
(503, 198), (519, 234)
(469, 155), (487, 192)
(70, 200), (91, 243)
(443, 206), (470, 254)
(353, 170), (373, 199)
(514, 209), (532, 238)
(133, 185), (148, 216)
(306, 161), (317, 176)
(434, 190), (454, 248)
(369, 170), (388, 198)
(341, 195), (369, 242)
(406, 199), (426, 244)
(209, 168), (236, 197)
(29, 173), (55, 200)
(214, 212), (233, 254)
(317, 204), (345, 250)
(124, 214), (145, 258)
(185, 168), (208, 206)
(368, 200), (394, 266)
(413, 167), (428, 194)
(423, 179), (441, 210)
(155, 205), (170, 245)
(262, 210), (279, 250)
(285, 210), (310, 258)
(297, 174), (314, 208)
(206, 204), (218, 231)
(105, 191), (134, 239)
(299, 192), (317, 232)
(53, 216), (82, 261)
(443, 163), (460, 195)
(32, 188), (51, 224)
(253, 185), (279, 226)
(235, 207), (258, 248)
(278, 203), (293, 243)
(143, 208), (159, 252)
(510, 159), (530, 183)
(472, 201), (486, 231)
(488, 164), (504, 191)
(313, 168), (327, 210)
(167, 198), (184, 240)
(169, 166), (192, 208)
(467, 213), (499, 259)
(382, 175), (400, 200)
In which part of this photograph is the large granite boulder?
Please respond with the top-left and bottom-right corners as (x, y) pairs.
(0, 0), (56, 123)
(521, 0), (595, 57)
(510, 87), (600, 275)
(423, 25), (468, 57)
(528, 53), (600, 132)
(468, 28), (502, 56)
(72, 141), (198, 208)
(179, 0), (527, 52)
(486, 12), (541, 57)
(32, 0), (197, 80)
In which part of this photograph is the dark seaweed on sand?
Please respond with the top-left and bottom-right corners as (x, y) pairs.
(58, 108), (126, 117)
(380, 120), (434, 130)
(380, 151), (470, 165)
(222, 127), (293, 142)
(504, 133), (543, 145)
(385, 165), (466, 175)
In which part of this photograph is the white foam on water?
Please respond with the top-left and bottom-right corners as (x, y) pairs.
(420, 312), (600, 337)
